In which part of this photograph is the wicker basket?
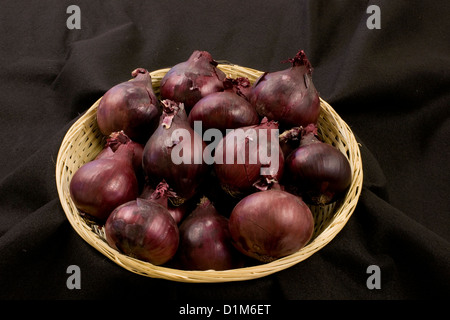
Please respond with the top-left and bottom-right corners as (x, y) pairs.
(55, 64), (363, 283)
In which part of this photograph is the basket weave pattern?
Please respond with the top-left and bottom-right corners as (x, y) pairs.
(55, 64), (363, 283)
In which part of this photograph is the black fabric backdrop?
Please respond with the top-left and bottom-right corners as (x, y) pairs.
(0, 0), (449, 304)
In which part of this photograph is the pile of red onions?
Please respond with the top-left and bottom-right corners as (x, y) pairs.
(69, 49), (353, 270)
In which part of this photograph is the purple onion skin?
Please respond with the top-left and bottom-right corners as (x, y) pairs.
(178, 198), (243, 270)
(142, 100), (208, 205)
(70, 144), (139, 223)
(250, 50), (320, 128)
(279, 127), (302, 159)
(139, 180), (191, 224)
(160, 51), (226, 112)
(105, 198), (179, 265)
(229, 189), (314, 262)
(167, 203), (189, 225)
(96, 131), (144, 174)
(285, 129), (352, 205)
(214, 119), (284, 197)
(97, 68), (161, 143)
(225, 77), (253, 101)
(187, 90), (260, 134)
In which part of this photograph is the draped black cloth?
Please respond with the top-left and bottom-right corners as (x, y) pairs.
(1, 0), (449, 303)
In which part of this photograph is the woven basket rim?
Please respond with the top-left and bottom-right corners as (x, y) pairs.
(55, 63), (363, 283)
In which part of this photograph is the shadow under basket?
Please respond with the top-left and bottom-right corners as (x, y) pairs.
(55, 64), (363, 283)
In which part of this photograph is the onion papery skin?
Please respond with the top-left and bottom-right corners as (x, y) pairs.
(285, 125), (352, 205)
(96, 131), (144, 174)
(178, 198), (243, 270)
(159, 51), (226, 112)
(213, 118), (284, 197)
(250, 50), (320, 129)
(105, 198), (179, 265)
(96, 68), (161, 143)
(142, 100), (208, 205)
(70, 144), (139, 223)
(139, 180), (190, 224)
(167, 203), (189, 225)
(228, 190), (314, 262)
(224, 77), (253, 101)
(279, 126), (302, 159)
(187, 90), (260, 134)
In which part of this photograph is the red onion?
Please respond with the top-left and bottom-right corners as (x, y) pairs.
(279, 126), (302, 159)
(178, 197), (243, 270)
(229, 189), (314, 262)
(250, 50), (320, 128)
(96, 131), (144, 174)
(104, 183), (179, 265)
(187, 77), (260, 134)
(96, 68), (160, 143)
(139, 180), (189, 224)
(142, 100), (209, 205)
(285, 124), (352, 205)
(213, 118), (284, 197)
(70, 142), (139, 223)
(159, 51), (226, 112)
(167, 203), (189, 225)
(224, 77), (253, 101)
